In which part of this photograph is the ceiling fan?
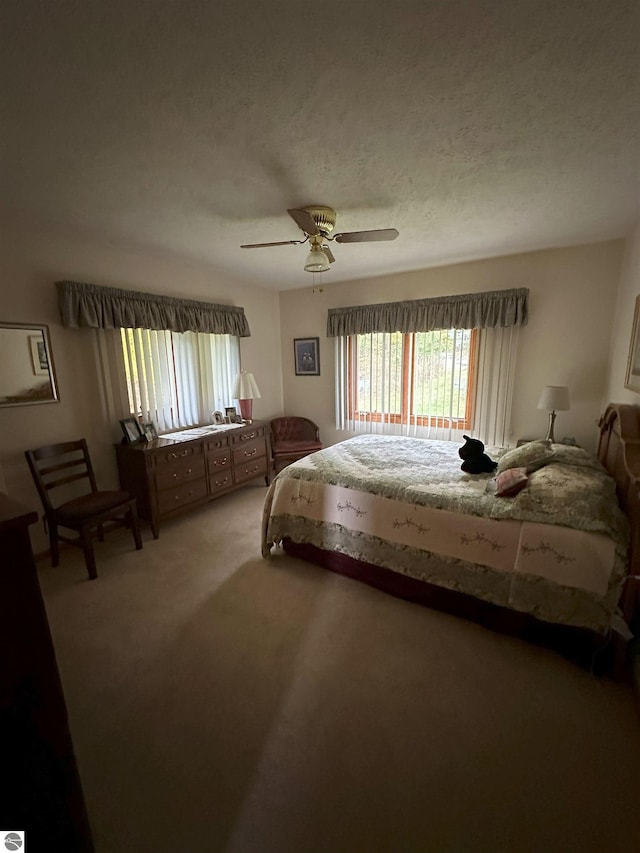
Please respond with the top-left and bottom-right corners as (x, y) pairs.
(241, 205), (399, 273)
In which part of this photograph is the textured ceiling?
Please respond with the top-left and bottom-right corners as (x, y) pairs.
(1, 0), (639, 290)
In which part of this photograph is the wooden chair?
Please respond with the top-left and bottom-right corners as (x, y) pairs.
(25, 439), (142, 580)
(270, 417), (322, 475)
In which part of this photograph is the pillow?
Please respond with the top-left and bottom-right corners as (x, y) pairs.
(495, 467), (529, 497)
(496, 440), (555, 474)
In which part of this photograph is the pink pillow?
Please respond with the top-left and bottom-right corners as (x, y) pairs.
(495, 467), (528, 497)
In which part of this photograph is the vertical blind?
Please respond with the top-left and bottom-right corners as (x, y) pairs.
(120, 329), (240, 431)
(93, 328), (240, 433)
(334, 326), (519, 446)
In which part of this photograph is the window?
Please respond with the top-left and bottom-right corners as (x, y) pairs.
(330, 288), (527, 446)
(120, 328), (240, 432)
(350, 329), (476, 430)
(335, 325), (519, 445)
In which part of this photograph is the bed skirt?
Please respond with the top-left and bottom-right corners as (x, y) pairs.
(281, 538), (615, 672)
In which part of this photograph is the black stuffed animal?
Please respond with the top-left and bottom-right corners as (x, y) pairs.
(458, 434), (497, 474)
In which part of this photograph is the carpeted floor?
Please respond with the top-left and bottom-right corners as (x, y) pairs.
(39, 484), (640, 853)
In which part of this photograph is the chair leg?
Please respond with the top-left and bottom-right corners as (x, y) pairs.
(79, 526), (98, 580)
(129, 503), (143, 551)
(49, 521), (60, 567)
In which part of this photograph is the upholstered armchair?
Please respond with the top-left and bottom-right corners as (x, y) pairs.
(269, 417), (322, 475)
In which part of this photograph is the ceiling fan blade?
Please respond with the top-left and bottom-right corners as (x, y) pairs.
(287, 208), (320, 236)
(322, 245), (336, 264)
(240, 240), (302, 248)
(333, 228), (399, 244)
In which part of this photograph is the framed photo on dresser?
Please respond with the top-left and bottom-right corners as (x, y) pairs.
(143, 422), (159, 442)
(120, 418), (144, 444)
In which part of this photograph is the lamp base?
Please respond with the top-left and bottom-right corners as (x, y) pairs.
(238, 398), (253, 422)
(544, 411), (557, 443)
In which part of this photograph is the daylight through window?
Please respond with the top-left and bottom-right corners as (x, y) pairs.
(120, 328), (240, 432)
(349, 329), (476, 430)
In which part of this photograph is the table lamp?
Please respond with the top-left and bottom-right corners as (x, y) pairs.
(537, 385), (570, 442)
(232, 370), (261, 423)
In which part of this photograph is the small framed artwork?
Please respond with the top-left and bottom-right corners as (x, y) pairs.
(294, 337), (320, 376)
(624, 295), (640, 393)
(213, 410), (224, 425)
(120, 417), (144, 444)
(29, 334), (49, 376)
(143, 421), (159, 442)
(225, 405), (239, 423)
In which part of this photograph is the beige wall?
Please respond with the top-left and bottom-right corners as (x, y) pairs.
(278, 241), (625, 453)
(0, 221), (283, 551)
(604, 218), (640, 405)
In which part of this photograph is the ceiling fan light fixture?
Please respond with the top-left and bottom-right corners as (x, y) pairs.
(304, 246), (330, 273)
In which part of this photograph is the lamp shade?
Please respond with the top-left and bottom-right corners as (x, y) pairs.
(537, 385), (570, 412)
(232, 370), (261, 400)
(304, 247), (330, 273)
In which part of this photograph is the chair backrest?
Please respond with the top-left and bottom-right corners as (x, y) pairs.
(270, 417), (320, 445)
(25, 439), (98, 514)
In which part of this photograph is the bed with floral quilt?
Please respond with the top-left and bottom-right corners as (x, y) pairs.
(262, 405), (640, 663)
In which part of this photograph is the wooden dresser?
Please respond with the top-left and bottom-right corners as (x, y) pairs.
(0, 494), (94, 850)
(116, 421), (270, 537)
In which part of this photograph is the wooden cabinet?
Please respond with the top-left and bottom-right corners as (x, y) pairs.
(0, 495), (94, 851)
(116, 422), (270, 537)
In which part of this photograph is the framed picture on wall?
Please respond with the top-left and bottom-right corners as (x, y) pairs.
(29, 334), (49, 376)
(625, 295), (640, 393)
(294, 337), (320, 376)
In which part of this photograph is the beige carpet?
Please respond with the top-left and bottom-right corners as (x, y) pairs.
(38, 484), (640, 853)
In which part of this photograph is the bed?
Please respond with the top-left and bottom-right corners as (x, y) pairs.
(262, 404), (640, 670)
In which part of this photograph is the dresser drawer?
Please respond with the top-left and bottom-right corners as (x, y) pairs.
(231, 425), (265, 445)
(158, 478), (208, 515)
(205, 434), (230, 452)
(232, 439), (265, 467)
(234, 456), (268, 485)
(156, 442), (203, 467)
(209, 469), (234, 495)
(208, 448), (232, 472)
(155, 456), (205, 491)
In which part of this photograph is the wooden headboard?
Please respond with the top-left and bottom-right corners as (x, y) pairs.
(597, 403), (640, 626)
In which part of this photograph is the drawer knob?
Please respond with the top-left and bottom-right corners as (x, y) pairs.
(241, 432), (256, 441)
(244, 448), (257, 457)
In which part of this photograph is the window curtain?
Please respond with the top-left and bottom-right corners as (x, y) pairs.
(57, 280), (250, 337)
(327, 287), (528, 337)
(332, 288), (527, 447)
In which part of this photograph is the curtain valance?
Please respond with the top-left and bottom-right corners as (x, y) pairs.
(326, 287), (528, 337)
(56, 280), (251, 337)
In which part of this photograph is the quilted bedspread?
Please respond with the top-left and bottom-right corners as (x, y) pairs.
(262, 435), (629, 633)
